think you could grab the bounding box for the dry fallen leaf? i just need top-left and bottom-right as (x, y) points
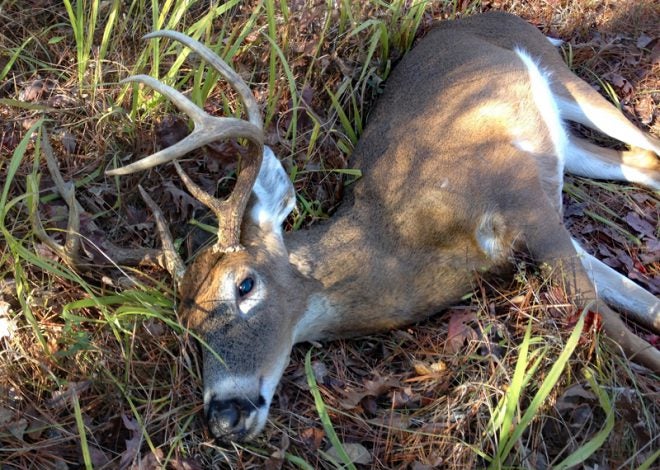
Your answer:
(7, 418), (27, 441)
(61, 131), (77, 154)
(444, 309), (479, 354)
(555, 383), (596, 414)
(300, 427), (324, 450)
(338, 376), (399, 409)
(0, 407), (14, 426)
(325, 442), (372, 465)
(164, 181), (202, 220)
(47, 381), (91, 409)
(19, 79), (50, 102)
(170, 456), (203, 470)
(120, 413), (142, 469)
(156, 114), (189, 149)
(368, 411), (411, 430)
(636, 33), (653, 49)
(130, 448), (164, 470)
(89, 446), (111, 468)
(625, 212), (655, 239)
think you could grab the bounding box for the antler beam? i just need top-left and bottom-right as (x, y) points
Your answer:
(107, 30), (265, 254)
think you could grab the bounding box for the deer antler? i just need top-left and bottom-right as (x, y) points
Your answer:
(106, 30), (265, 256)
(31, 129), (175, 274)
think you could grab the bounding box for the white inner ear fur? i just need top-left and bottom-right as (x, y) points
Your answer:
(249, 146), (296, 238)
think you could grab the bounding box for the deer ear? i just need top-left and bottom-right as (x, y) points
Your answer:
(248, 146), (296, 237)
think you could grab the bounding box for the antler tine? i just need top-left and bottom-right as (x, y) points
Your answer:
(107, 30), (266, 253)
(144, 30), (262, 130)
(138, 185), (186, 283)
(106, 75), (262, 176)
(30, 131), (82, 266)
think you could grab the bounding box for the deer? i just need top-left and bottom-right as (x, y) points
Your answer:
(35, 11), (659, 443)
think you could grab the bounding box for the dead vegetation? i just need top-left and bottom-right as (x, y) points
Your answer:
(0, 0), (658, 468)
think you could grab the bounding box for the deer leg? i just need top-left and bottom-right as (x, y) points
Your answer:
(554, 79), (660, 155)
(564, 135), (660, 189)
(571, 239), (659, 330)
(524, 207), (660, 372)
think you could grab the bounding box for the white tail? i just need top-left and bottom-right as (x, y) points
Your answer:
(39, 11), (659, 443)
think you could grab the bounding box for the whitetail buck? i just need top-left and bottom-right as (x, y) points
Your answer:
(37, 12), (659, 442)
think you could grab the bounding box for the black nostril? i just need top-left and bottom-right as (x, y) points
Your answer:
(206, 398), (257, 442)
(210, 401), (240, 429)
(257, 395), (266, 407)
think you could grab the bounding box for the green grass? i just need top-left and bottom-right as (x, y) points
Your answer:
(485, 309), (615, 468)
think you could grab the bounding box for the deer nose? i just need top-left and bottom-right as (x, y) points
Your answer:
(206, 397), (262, 442)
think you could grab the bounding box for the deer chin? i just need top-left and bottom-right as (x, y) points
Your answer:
(203, 352), (292, 442)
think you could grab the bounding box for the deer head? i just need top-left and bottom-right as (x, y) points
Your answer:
(105, 31), (312, 442)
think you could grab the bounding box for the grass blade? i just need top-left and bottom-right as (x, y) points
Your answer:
(305, 348), (357, 470)
(71, 386), (93, 470)
(498, 308), (587, 460)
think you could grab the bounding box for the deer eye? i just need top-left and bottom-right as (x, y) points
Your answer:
(237, 277), (254, 298)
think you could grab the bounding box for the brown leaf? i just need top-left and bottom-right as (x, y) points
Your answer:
(143, 319), (165, 338)
(651, 41), (660, 65)
(338, 376), (399, 409)
(419, 421), (447, 433)
(636, 33), (653, 49)
(412, 359), (447, 377)
(264, 456), (283, 470)
(130, 449), (163, 470)
(48, 93), (77, 108)
(120, 414), (142, 469)
(603, 72), (633, 97)
(325, 442), (372, 465)
(368, 411), (411, 429)
(19, 79), (49, 102)
(47, 381), (91, 409)
(625, 212), (655, 239)
(164, 181), (202, 220)
(0, 407), (14, 425)
(61, 131), (77, 154)
(7, 418), (27, 440)
(205, 140), (244, 168)
(391, 386), (415, 408)
(410, 463), (434, 470)
(300, 427), (324, 450)
(89, 446), (111, 468)
(310, 360), (329, 385)
(170, 457), (203, 470)
(555, 383), (596, 414)
(444, 309), (478, 354)
(157, 115), (189, 149)
(633, 94), (655, 125)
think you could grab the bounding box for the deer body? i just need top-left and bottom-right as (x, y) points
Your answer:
(99, 12), (660, 442)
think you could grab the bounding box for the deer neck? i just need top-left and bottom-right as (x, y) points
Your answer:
(285, 210), (383, 342)
(284, 203), (477, 343)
